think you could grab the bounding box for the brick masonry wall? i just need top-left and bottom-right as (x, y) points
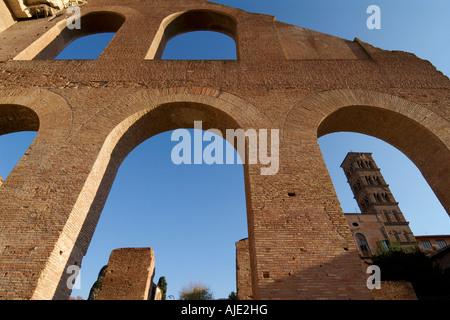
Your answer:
(0, 0), (448, 300)
(372, 281), (417, 300)
(236, 238), (253, 300)
(96, 248), (155, 300)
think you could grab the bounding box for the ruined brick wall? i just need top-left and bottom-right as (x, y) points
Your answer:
(236, 238), (253, 300)
(0, 0), (448, 300)
(96, 248), (155, 300)
(372, 281), (417, 300)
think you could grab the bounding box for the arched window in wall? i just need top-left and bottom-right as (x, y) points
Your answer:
(355, 233), (371, 257)
(374, 193), (382, 203)
(392, 210), (401, 222)
(146, 10), (238, 60)
(15, 11), (125, 60)
(384, 210), (391, 222)
(403, 231), (411, 242)
(0, 105), (39, 182)
(374, 176), (381, 185)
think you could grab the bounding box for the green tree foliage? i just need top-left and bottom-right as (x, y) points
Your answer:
(228, 291), (237, 300)
(179, 281), (214, 300)
(370, 245), (450, 299)
(157, 276), (167, 300)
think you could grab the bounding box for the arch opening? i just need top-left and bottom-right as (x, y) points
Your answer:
(355, 233), (371, 257)
(317, 105), (449, 262)
(0, 104), (39, 182)
(15, 11), (125, 60)
(317, 105), (450, 215)
(57, 101), (252, 300)
(146, 10), (238, 60)
(0, 104), (39, 135)
(319, 131), (450, 236)
(70, 128), (248, 300)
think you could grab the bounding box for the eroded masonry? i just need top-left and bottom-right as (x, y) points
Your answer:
(0, 0), (449, 300)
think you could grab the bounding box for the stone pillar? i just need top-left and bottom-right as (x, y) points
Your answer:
(96, 248), (156, 300)
(236, 238), (253, 300)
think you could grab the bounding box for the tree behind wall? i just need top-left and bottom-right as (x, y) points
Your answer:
(370, 247), (450, 299)
(179, 281), (214, 300)
(157, 276), (167, 300)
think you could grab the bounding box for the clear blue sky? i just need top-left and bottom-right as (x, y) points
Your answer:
(0, 0), (448, 300)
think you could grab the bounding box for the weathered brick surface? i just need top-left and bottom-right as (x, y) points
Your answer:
(236, 238), (253, 300)
(96, 248), (155, 300)
(372, 281), (418, 300)
(0, 0), (448, 300)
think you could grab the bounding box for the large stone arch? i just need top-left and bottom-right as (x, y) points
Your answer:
(283, 89), (450, 215)
(30, 88), (272, 300)
(0, 89), (73, 299)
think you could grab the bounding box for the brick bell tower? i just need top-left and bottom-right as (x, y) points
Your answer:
(341, 152), (417, 254)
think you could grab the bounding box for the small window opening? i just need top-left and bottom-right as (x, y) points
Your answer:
(421, 241), (432, 250)
(436, 240), (447, 248)
(355, 233), (371, 256)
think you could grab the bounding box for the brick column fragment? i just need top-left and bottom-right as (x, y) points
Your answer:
(97, 248), (156, 300)
(236, 238), (253, 300)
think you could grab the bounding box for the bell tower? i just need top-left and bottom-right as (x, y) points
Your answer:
(341, 152), (417, 252)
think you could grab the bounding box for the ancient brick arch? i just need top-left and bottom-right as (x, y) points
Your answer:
(1, 87), (269, 300)
(45, 89), (271, 300)
(283, 89), (450, 213)
(0, 89), (73, 183)
(0, 89), (72, 137)
(14, 9), (129, 60)
(0, 0), (448, 300)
